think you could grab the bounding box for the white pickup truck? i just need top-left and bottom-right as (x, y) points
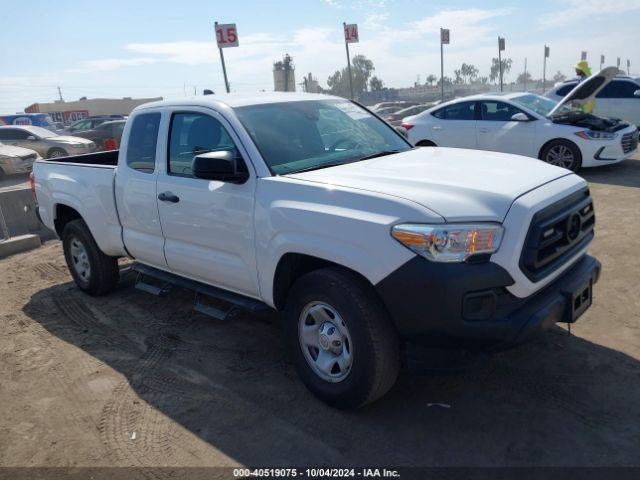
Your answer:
(33, 93), (601, 408)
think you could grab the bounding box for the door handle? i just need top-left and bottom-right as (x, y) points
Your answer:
(158, 191), (180, 203)
(432, 125), (443, 131)
(478, 128), (490, 133)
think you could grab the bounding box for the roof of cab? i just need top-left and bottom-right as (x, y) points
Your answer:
(135, 92), (340, 111)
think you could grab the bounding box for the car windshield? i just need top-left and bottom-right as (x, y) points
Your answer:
(512, 93), (576, 117)
(234, 99), (411, 175)
(26, 126), (57, 138)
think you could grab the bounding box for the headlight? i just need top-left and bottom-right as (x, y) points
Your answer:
(0, 155), (17, 165)
(391, 223), (504, 262)
(575, 130), (617, 140)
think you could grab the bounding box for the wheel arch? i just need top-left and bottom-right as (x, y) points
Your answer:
(54, 203), (83, 237)
(416, 139), (437, 147)
(272, 253), (375, 311)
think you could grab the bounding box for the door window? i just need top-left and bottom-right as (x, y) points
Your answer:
(597, 80), (640, 98)
(479, 101), (525, 121)
(0, 128), (30, 140)
(70, 120), (92, 131)
(126, 113), (161, 173)
(168, 113), (238, 177)
(431, 102), (476, 120)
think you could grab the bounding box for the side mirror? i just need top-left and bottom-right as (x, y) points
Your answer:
(27, 135), (37, 140)
(634, 89), (640, 98)
(510, 112), (530, 122)
(395, 126), (409, 139)
(192, 150), (248, 184)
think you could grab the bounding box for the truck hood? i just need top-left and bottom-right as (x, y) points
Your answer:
(548, 66), (618, 118)
(286, 148), (572, 222)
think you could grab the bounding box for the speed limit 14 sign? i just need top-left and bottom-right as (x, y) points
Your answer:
(344, 24), (359, 43)
(216, 23), (239, 48)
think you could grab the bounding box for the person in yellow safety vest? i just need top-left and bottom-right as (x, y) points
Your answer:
(574, 60), (595, 114)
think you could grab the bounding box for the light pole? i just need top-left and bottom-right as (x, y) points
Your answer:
(498, 37), (505, 92)
(440, 28), (449, 102)
(543, 45), (549, 93)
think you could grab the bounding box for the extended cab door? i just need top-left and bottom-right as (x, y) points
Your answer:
(155, 107), (260, 298)
(476, 100), (536, 156)
(114, 111), (168, 267)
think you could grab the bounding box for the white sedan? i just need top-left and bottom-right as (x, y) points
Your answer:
(402, 67), (638, 171)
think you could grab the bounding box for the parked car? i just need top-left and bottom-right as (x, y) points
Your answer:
(546, 74), (640, 126)
(72, 120), (126, 151)
(371, 101), (415, 112)
(403, 67), (638, 171)
(63, 115), (126, 135)
(0, 125), (96, 159)
(0, 142), (40, 179)
(33, 93), (600, 408)
(384, 103), (438, 126)
(0, 113), (55, 129)
(373, 106), (405, 117)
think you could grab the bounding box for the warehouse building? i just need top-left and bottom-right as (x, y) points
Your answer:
(24, 97), (162, 124)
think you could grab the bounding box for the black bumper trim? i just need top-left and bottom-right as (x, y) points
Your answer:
(375, 254), (600, 350)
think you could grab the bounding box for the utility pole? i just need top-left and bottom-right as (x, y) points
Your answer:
(543, 45), (549, 93)
(627, 59), (631, 75)
(440, 28), (449, 102)
(57, 86), (64, 102)
(498, 37), (505, 92)
(600, 54), (605, 72)
(524, 58), (528, 91)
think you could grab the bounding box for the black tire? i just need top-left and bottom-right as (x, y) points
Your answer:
(539, 139), (582, 171)
(416, 140), (437, 147)
(284, 267), (401, 409)
(0, 167), (5, 180)
(47, 147), (68, 159)
(62, 219), (119, 296)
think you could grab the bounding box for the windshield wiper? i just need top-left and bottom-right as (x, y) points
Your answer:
(282, 150), (402, 175)
(358, 150), (401, 161)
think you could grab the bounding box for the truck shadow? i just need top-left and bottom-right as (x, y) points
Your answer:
(22, 276), (640, 467)
(579, 157), (640, 188)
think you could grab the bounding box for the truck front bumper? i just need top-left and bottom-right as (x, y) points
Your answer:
(375, 254), (600, 351)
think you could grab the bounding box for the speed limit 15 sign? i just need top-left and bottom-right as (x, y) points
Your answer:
(344, 24), (359, 43)
(215, 23), (239, 48)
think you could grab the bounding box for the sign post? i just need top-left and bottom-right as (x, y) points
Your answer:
(343, 23), (359, 99)
(600, 54), (605, 72)
(543, 45), (549, 92)
(617, 57), (621, 71)
(627, 59), (631, 75)
(440, 28), (449, 102)
(498, 36), (505, 92)
(581, 51), (587, 61)
(215, 22), (239, 93)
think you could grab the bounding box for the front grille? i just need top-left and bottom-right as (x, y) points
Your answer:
(520, 188), (595, 282)
(621, 129), (639, 154)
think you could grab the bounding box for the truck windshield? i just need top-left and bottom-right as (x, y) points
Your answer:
(234, 99), (411, 175)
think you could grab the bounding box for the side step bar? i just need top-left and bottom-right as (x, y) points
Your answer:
(132, 263), (271, 320)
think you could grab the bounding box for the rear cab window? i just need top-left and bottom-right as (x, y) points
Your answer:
(126, 113), (161, 173)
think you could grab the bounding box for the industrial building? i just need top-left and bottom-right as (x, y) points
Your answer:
(24, 97), (162, 124)
(273, 54), (296, 92)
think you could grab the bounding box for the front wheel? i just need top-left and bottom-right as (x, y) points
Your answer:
(62, 219), (119, 295)
(540, 139), (582, 171)
(284, 267), (401, 409)
(47, 148), (68, 159)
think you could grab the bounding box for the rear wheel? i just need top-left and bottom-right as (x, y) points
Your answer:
(540, 139), (582, 171)
(47, 148), (68, 159)
(62, 219), (119, 295)
(284, 267), (401, 409)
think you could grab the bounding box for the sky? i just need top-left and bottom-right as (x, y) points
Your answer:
(1, 0), (639, 113)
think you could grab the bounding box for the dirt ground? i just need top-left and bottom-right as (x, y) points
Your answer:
(0, 156), (639, 472)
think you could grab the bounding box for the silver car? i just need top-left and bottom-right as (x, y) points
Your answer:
(0, 125), (96, 159)
(0, 142), (40, 179)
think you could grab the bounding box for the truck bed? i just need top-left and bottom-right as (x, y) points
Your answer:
(42, 150), (119, 166)
(34, 151), (127, 257)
